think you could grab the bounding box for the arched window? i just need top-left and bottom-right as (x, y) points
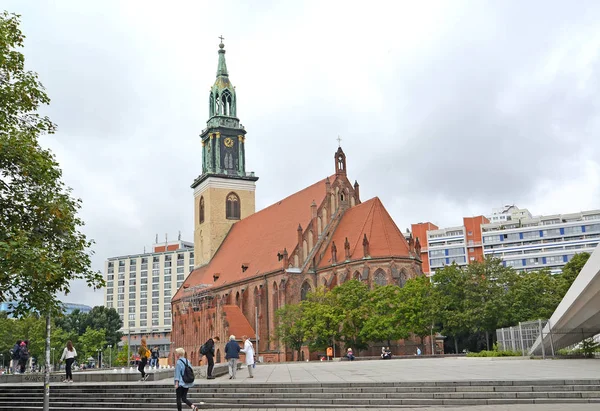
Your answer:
(222, 90), (232, 116)
(399, 269), (408, 288)
(199, 196), (205, 224)
(300, 281), (312, 301)
(209, 92), (214, 117)
(373, 269), (387, 286)
(214, 92), (220, 115)
(226, 192), (240, 220)
(254, 287), (260, 316)
(235, 291), (240, 307)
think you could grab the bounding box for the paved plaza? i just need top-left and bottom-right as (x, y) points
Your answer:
(220, 357), (600, 384)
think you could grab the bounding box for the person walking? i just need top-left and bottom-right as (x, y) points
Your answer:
(18, 341), (30, 374)
(60, 340), (77, 383)
(138, 338), (151, 381)
(201, 336), (219, 379)
(240, 335), (255, 378)
(10, 340), (21, 374)
(174, 347), (202, 411)
(224, 335), (240, 380)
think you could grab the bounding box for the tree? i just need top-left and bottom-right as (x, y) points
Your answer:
(0, 13), (103, 410)
(328, 280), (371, 351)
(301, 287), (343, 352)
(499, 269), (563, 325)
(114, 343), (129, 367)
(398, 276), (436, 351)
(82, 306), (123, 347)
(274, 303), (307, 361)
(360, 285), (408, 347)
(559, 253), (590, 295)
(78, 327), (107, 363)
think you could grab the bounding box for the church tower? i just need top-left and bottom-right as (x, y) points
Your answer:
(192, 39), (259, 267)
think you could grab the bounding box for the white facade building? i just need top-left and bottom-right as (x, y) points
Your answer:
(482, 210), (600, 274)
(487, 205), (532, 224)
(104, 239), (194, 352)
(427, 226), (468, 273)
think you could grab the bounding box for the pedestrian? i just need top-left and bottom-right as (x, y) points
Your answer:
(346, 347), (355, 361)
(138, 338), (151, 381)
(201, 336), (219, 379)
(60, 340), (77, 383)
(174, 347), (202, 411)
(224, 335), (240, 380)
(18, 341), (30, 374)
(10, 340), (21, 374)
(240, 335), (255, 378)
(150, 347), (159, 368)
(416, 347), (422, 356)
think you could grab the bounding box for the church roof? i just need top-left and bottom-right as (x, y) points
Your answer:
(318, 197), (412, 268)
(175, 176), (331, 297)
(222, 305), (256, 339)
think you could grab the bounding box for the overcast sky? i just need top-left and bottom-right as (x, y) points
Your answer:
(5, 0), (600, 307)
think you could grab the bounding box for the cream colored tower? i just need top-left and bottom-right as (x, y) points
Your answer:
(191, 40), (258, 268)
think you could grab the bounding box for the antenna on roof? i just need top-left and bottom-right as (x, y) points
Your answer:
(178, 231), (181, 241)
(143, 246), (146, 254)
(155, 234), (158, 243)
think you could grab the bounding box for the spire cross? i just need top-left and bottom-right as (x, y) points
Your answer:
(337, 135), (342, 147)
(219, 35), (225, 43)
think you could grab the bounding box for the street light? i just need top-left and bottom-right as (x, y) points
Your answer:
(96, 349), (102, 369)
(108, 345), (112, 369)
(0, 353), (4, 371)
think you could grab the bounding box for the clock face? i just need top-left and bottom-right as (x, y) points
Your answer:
(224, 137), (234, 148)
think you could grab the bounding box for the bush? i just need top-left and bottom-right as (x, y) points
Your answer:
(466, 350), (522, 357)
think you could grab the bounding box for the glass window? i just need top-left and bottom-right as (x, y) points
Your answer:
(164, 282), (171, 289)
(107, 281), (114, 288)
(152, 312), (159, 319)
(522, 231), (539, 239)
(152, 276), (160, 283)
(140, 306), (147, 313)
(152, 291), (159, 297)
(152, 320), (159, 326)
(129, 294), (136, 301)
(152, 269), (160, 276)
(177, 267), (185, 274)
(140, 299), (147, 306)
(164, 275), (171, 282)
(140, 313), (147, 320)
(164, 319), (171, 326)
(129, 307), (136, 314)
(128, 321), (135, 328)
(164, 289), (171, 296)
(152, 305), (159, 312)
(164, 268), (171, 275)
(117, 301), (124, 308)
(564, 226), (583, 235)
(152, 298), (159, 305)
(140, 321), (147, 327)
(129, 279), (136, 286)
(177, 274), (185, 281)
(118, 287), (125, 294)
(107, 288), (114, 295)
(164, 312), (171, 318)
(164, 304), (170, 311)
(140, 285), (148, 292)
(152, 283), (159, 290)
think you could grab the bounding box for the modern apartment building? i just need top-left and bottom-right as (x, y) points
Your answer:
(412, 216), (488, 276)
(411, 208), (600, 276)
(481, 210), (600, 274)
(103, 239), (194, 357)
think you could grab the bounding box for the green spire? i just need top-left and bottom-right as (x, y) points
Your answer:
(217, 37), (228, 77)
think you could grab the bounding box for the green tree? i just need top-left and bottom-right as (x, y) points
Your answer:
(0, 12), (103, 409)
(499, 269), (563, 325)
(329, 280), (371, 351)
(82, 306), (123, 347)
(273, 303), (307, 361)
(114, 343), (129, 367)
(302, 287), (342, 352)
(398, 276), (436, 351)
(78, 327), (107, 362)
(559, 253), (590, 295)
(360, 285), (408, 346)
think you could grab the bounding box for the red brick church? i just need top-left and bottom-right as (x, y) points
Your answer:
(171, 41), (430, 363)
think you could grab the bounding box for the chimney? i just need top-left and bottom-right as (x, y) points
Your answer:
(415, 237), (422, 256)
(344, 237), (351, 260)
(362, 234), (370, 258)
(331, 241), (337, 264)
(354, 180), (360, 203)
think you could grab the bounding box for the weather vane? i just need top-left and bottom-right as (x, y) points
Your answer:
(337, 135), (342, 147)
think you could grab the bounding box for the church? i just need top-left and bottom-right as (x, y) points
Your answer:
(171, 41), (429, 363)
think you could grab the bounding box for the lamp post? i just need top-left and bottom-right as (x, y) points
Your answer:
(0, 353), (4, 371)
(51, 347), (55, 372)
(96, 349), (102, 369)
(108, 345), (112, 369)
(127, 327), (131, 367)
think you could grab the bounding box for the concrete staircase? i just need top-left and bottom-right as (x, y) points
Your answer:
(2, 379), (600, 409)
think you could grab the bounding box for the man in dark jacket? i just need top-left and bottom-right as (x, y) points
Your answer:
(202, 336), (220, 379)
(11, 340), (22, 374)
(224, 335), (240, 380)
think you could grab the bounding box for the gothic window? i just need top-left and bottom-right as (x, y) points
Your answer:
(199, 196), (205, 224)
(373, 269), (387, 287)
(221, 90), (232, 116)
(300, 281), (312, 301)
(337, 154), (344, 170)
(226, 192), (240, 220)
(209, 92), (214, 117)
(399, 269), (408, 288)
(214, 92), (220, 115)
(254, 287), (260, 316)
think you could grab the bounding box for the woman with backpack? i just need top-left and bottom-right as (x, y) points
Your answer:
(138, 338), (151, 381)
(60, 340), (77, 383)
(174, 347), (203, 411)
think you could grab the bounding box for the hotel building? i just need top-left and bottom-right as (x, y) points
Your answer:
(104, 239), (194, 356)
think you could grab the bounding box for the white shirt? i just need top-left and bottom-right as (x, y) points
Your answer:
(60, 347), (77, 361)
(241, 339), (255, 365)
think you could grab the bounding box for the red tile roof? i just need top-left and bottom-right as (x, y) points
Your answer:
(318, 197), (411, 268)
(175, 176), (332, 299)
(222, 305), (256, 339)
